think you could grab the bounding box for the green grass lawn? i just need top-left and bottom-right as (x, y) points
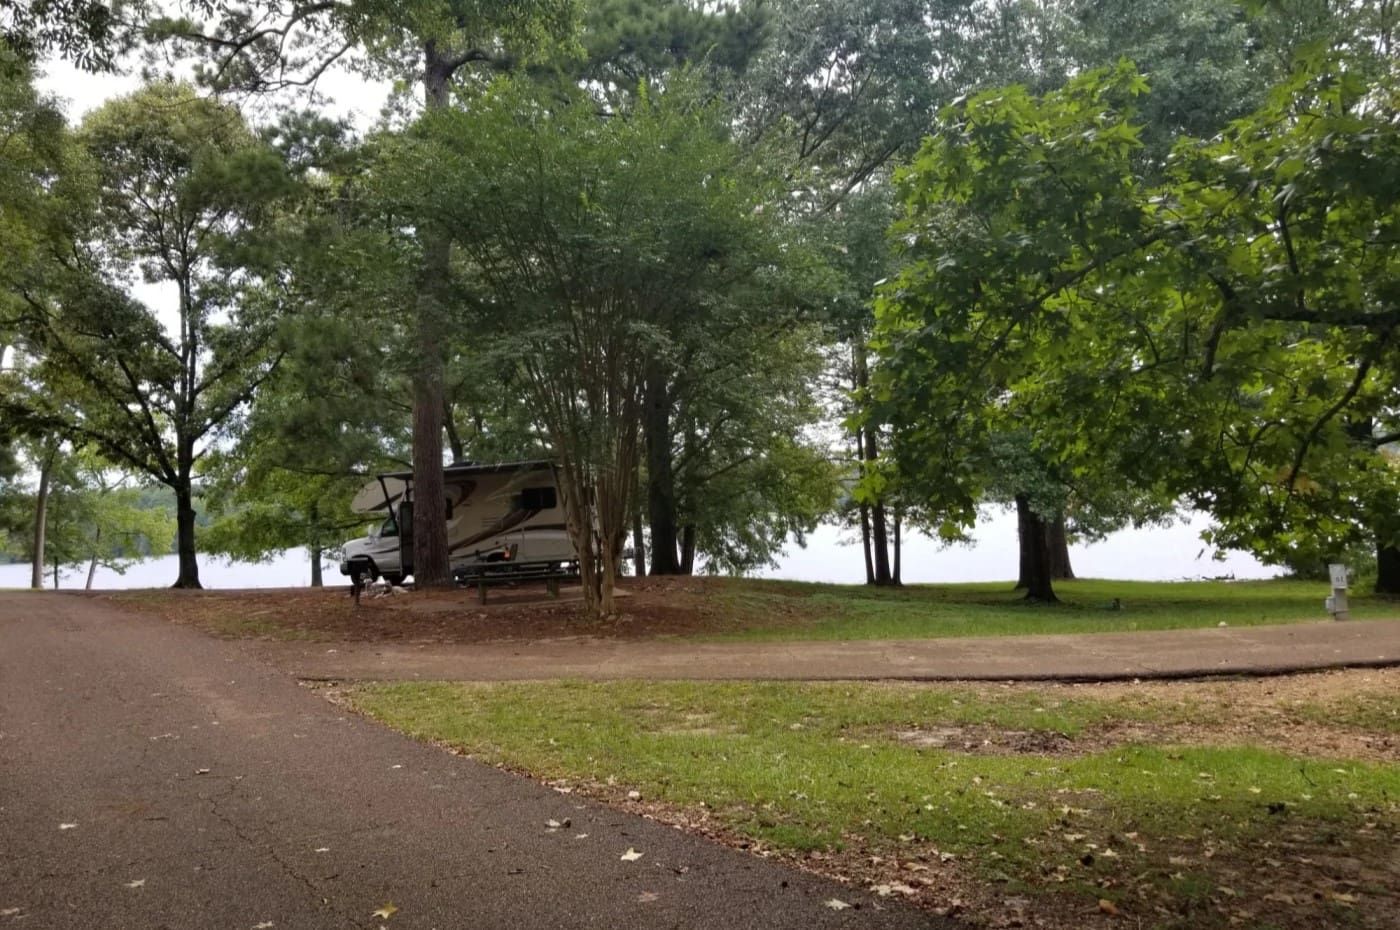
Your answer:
(349, 677), (1400, 929)
(700, 577), (1399, 641)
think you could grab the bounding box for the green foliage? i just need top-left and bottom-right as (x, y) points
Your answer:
(872, 62), (1159, 530)
(0, 0), (130, 72)
(0, 446), (175, 583)
(742, 0), (1005, 202)
(568, 0), (767, 86)
(2, 80), (307, 586)
(152, 0), (577, 94)
(873, 48), (1400, 580)
(375, 74), (820, 609)
(674, 325), (840, 574)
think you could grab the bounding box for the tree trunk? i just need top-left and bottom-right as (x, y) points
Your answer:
(85, 526), (100, 590)
(643, 363), (683, 575)
(52, 560), (58, 589)
(853, 345), (892, 585)
(310, 546), (324, 588)
(1015, 501), (1032, 589)
(860, 502), (874, 584)
(31, 450), (54, 590)
(679, 524), (697, 575)
(1376, 541), (1400, 594)
(1048, 516), (1075, 580)
(892, 507), (902, 585)
(1016, 494), (1057, 603)
(408, 42), (455, 589)
(600, 531), (622, 618)
(866, 431), (893, 585)
(172, 482), (202, 589)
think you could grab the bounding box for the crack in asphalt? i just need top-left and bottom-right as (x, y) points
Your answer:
(204, 779), (371, 930)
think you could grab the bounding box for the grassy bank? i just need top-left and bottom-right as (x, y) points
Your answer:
(701, 577), (1397, 641)
(348, 673), (1400, 929)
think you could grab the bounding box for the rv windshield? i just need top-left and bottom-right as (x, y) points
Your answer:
(378, 516), (398, 539)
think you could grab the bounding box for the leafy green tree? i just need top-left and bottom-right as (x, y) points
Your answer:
(668, 323), (839, 575)
(11, 82), (297, 588)
(153, 0), (577, 589)
(873, 53), (1400, 596)
(201, 467), (365, 586)
(870, 63), (1172, 601)
(382, 77), (811, 616)
(568, 0), (766, 87)
(1, 0), (135, 72)
(1, 447), (175, 588)
(0, 58), (68, 358)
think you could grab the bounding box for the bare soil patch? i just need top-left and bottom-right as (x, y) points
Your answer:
(894, 725), (1078, 755)
(103, 576), (810, 643)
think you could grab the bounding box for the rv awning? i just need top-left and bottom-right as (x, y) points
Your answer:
(350, 475), (406, 514)
(354, 460), (554, 513)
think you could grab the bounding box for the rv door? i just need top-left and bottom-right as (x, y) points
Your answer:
(396, 490), (461, 581)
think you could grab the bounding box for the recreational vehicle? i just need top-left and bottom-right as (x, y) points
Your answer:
(338, 460), (576, 585)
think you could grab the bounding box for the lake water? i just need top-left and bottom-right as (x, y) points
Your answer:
(0, 508), (1274, 590)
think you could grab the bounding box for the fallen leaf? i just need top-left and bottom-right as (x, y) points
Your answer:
(371, 903), (398, 919)
(253, 923), (274, 929)
(545, 819), (562, 829)
(1098, 899), (1121, 917)
(574, 834), (589, 840)
(637, 892), (659, 903)
(620, 848), (643, 862)
(58, 823), (77, 830)
(1, 909), (21, 917)
(314, 847), (329, 853)
(627, 790), (642, 800)
(824, 899), (851, 911)
(124, 879), (145, 889)
(195, 768), (210, 775)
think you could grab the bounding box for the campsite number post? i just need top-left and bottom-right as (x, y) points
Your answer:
(1326, 564), (1350, 621)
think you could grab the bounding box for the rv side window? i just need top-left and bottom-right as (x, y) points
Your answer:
(518, 486), (557, 510)
(379, 516), (398, 538)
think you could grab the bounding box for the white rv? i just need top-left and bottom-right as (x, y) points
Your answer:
(338, 460), (576, 585)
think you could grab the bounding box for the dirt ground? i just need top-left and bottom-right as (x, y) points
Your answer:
(102, 577), (807, 642)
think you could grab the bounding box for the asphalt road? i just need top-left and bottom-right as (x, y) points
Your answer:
(0, 592), (949, 930)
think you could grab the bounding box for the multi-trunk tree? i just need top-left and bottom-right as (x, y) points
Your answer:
(379, 77), (814, 616)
